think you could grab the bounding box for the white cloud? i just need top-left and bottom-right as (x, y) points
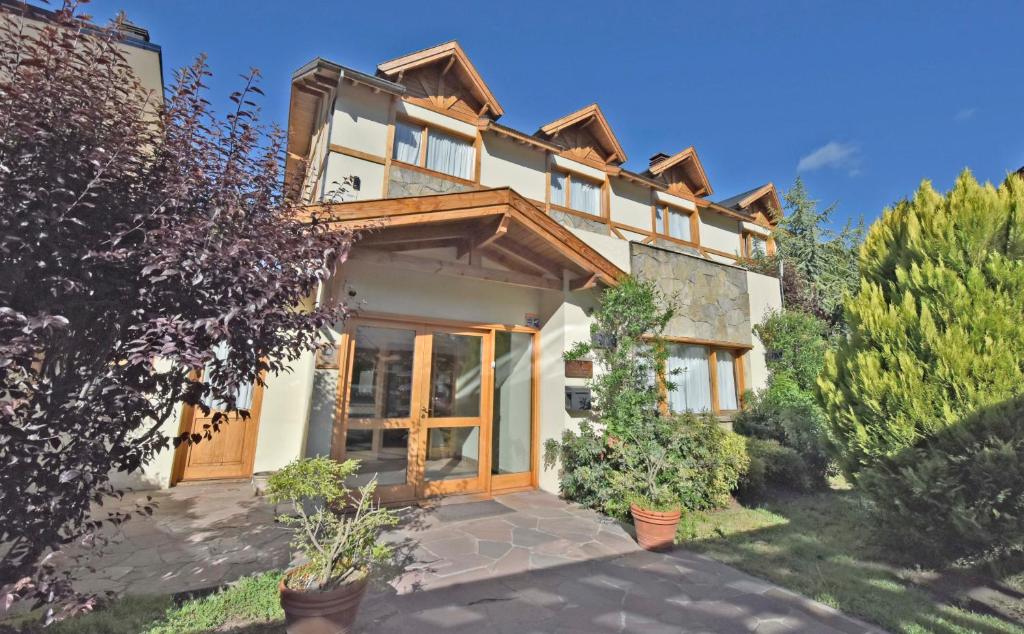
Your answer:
(955, 107), (977, 121)
(797, 141), (859, 174)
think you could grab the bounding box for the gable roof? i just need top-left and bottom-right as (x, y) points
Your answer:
(716, 183), (782, 222)
(645, 147), (713, 197)
(376, 41), (504, 118)
(536, 104), (627, 165)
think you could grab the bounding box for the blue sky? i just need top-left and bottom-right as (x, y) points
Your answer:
(85, 0), (1024, 229)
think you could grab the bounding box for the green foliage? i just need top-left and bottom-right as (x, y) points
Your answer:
(735, 309), (834, 489)
(819, 171), (1024, 475)
(737, 438), (815, 501)
(546, 276), (748, 516)
(547, 413), (748, 517)
(775, 177), (865, 329)
(754, 309), (828, 392)
(859, 397), (1024, 561)
(265, 458), (399, 591)
(565, 276), (675, 438)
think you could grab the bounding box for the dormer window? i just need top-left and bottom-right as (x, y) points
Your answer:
(551, 171), (601, 216)
(392, 119), (475, 181)
(655, 204), (696, 244)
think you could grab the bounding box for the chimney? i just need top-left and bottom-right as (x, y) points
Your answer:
(649, 152), (671, 169)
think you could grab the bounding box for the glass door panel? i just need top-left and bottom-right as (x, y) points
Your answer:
(338, 325), (418, 500)
(421, 330), (488, 496)
(427, 332), (482, 418)
(491, 331), (533, 476)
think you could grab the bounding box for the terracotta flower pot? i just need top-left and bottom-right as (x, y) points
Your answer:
(279, 569), (368, 634)
(630, 503), (681, 551)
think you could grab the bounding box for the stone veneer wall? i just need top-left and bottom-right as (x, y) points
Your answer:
(387, 165), (475, 198)
(630, 242), (752, 345)
(549, 209), (609, 235)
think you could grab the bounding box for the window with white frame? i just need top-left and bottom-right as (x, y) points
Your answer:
(550, 170), (601, 216)
(392, 120), (475, 181)
(665, 343), (741, 414)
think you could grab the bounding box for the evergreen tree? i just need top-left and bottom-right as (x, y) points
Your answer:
(818, 171), (1024, 475)
(774, 177), (864, 329)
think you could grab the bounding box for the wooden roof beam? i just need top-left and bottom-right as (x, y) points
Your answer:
(349, 249), (562, 291)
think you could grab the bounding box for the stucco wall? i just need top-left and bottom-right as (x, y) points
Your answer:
(322, 152), (386, 202)
(630, 243), (752, 346)
(699, 210), (743, 256)
(329, 82), (391, 156)
(609, 179), (652, 230)
(745, 270), (782, 392)
(480, 134), (547, 201)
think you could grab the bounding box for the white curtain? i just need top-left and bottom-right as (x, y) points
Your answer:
(668, 208), (691, 241)
(392, 120), (421, 164)
(204, 343), (254, 411)
(551, 172), (566, 206)
(426, 129), (474, 179)
(570, 178), (600, 215)
(667, 344), (711, 413)
(716, 350), (738, 411)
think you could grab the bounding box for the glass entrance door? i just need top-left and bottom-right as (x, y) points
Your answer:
(420, 329), (490, 496)
(337, 321), (492, 501)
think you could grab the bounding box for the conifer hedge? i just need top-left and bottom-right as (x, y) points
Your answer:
(819, 171), (1024, 474)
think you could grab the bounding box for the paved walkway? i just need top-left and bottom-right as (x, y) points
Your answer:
(66, 484), (881, 633)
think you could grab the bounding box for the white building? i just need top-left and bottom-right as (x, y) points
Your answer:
(151, 42), (783, 501)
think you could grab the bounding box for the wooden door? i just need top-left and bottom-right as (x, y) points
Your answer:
(179, 381), (264, 482)
(334, 319), (492, 501)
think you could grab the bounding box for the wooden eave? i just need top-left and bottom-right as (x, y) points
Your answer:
(647, 147), (713, 197)
(483, 121), (562, 151)
(377, 41), (504, 118)
(305, 188), (625, 289)
(737, 183), (782, 222)
(538, 104), (627, 165)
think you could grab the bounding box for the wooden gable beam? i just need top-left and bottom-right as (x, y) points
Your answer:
(569, 273), (600, 292)
(483, 240), (564, 279)
(349, 249), (561, 291)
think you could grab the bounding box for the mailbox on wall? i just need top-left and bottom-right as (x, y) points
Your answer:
(565, 387), (592, 411)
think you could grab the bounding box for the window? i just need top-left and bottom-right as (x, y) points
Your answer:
(743, 232), (770, 258)
(550, 170), (602, 216)
(656, 205), (694, 243)
(665, 343), (742, 414)
(391, 119), (475, 181)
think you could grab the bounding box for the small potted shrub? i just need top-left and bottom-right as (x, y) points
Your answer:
(613, 416), (685, 550)
(266, 457), (399, 634)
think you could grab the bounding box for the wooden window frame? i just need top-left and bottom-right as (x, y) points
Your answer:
(659, 340), (746, 416)
(549, 169), (604, 218)
(741, 231), (772, 258)
(654, 203), (701, 247)
(390, 117), (478, 183)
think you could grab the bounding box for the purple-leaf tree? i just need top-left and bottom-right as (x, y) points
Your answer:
(0, 1), (351, 614)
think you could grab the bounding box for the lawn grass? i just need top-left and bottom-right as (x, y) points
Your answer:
(684, 483), (1024, 634)
(6, 572), (284, 634)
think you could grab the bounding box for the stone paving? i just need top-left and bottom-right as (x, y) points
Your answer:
(65, 484), (883, 632)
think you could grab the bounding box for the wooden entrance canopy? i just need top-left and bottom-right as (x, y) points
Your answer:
(306, 188), (626, 292)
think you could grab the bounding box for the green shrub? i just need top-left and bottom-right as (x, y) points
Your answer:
(859, 397), (1024, 561)
(734, 377), (832, 488)
(547, 413), (748, 518)
(818, 171), (1024, 475)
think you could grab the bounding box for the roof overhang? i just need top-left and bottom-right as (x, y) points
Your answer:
(737, 183), (782, 222)
(304, 188), (625, 291)
(538, 104), (627, 165)
(647, 147), (713, 197)
(377, 41), (503, 119)
(285, 58), (405, 200)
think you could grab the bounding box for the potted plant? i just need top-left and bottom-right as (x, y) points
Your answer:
(612, 416), (686, 551)
(266, 457), (399, 634)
